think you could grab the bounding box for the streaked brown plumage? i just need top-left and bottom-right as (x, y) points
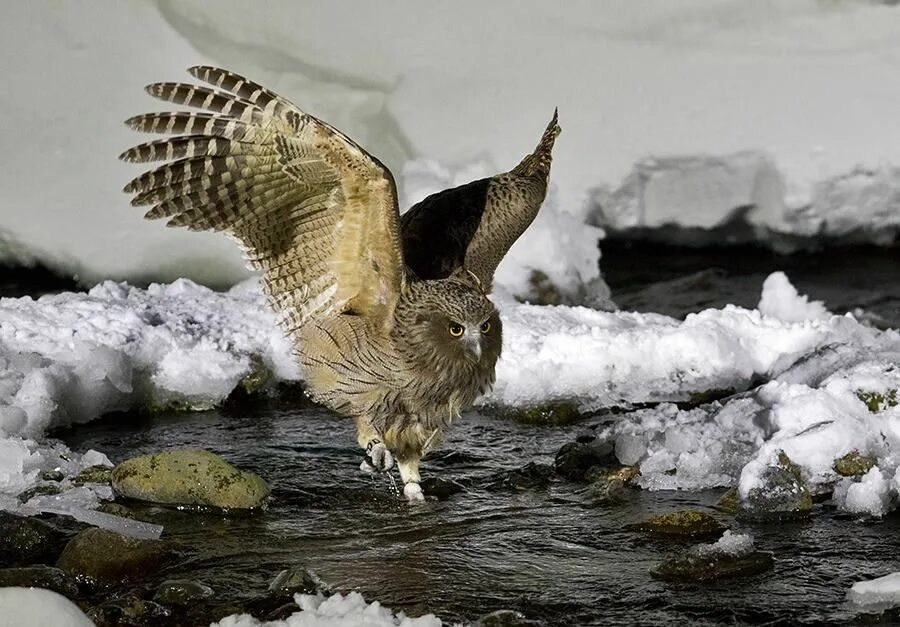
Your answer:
(121, 66), (559, 500)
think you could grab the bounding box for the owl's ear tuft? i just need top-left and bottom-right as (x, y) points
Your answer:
(450, 267), (484, 293)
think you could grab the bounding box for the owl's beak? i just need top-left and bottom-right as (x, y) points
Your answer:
(462, 328), (482, 362)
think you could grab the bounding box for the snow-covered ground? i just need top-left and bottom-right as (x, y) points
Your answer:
(3, 1), (900, 288)
(2, 272), (899, 520)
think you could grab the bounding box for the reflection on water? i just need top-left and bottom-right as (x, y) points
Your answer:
(59, 407), (900, 626)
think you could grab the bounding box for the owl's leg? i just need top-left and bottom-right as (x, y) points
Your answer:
(356, 416), (394, 473)
(398, 456), (424, 502)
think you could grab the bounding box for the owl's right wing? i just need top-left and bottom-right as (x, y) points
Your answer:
(120, 66), (406, 334)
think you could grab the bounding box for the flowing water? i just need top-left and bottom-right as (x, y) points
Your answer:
(60, 406), (900, 626)
(17, 243), (900, 625)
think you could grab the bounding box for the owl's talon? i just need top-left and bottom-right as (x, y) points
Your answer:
(404, 482), (425, 502)
(364, 440), (394, 472)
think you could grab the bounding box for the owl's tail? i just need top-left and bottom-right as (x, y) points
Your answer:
(511, 108), (560, 179)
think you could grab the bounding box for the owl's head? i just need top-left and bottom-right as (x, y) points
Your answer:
(396, 271), (502, 367)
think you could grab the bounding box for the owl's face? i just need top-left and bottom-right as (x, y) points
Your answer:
(398, 277), (503, 367)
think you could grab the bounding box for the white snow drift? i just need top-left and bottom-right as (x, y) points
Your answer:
(1, 271), (899, 520)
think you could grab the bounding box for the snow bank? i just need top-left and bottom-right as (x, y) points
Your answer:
(215, 592), (442, 627)
(0, 587), (94, 627)
(5, 2), (900, 286)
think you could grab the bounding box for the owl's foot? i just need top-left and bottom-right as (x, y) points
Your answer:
(403, 482), (425, 502)
(360, 439), (394, 473)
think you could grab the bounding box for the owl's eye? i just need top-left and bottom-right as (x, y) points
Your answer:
(480, 321), (491, 334)
(449, 322), (465, 337)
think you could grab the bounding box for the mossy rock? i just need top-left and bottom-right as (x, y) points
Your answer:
(73, 464), (113, 486)
(17, 482), (63, 503)
(111, 448), (270, 510)
(626, 510), (725, 538)
(237, 354), (273, 395)
(41, 469), (65, 482)
(738, 451), (812, 522)
(856, 389), (898, 413)
(588, 465), (641, 500)
(57, 527), (175, 586)
(651, 548), (774, 583)
(715, 487), (740, 514)
(834, 451), (878, 477)
(0, 566), (79, 597)
(491, 401), (584, 426)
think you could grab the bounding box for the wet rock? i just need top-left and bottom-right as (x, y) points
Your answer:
(420, 476), (465, 500)
(834, 451), (878, 477)
(41, 469), (65, 482)
(477, 609), (542, 626)
(554, 438), (616, 481)
(17, 482), (63, 503)
(238, 354), (273, 394)
(738, 452), (812, 522)
(111, 448), (270, 510)
(153, 579), (215, 606)
(88, 593), (171, 627)
(492, 400), (583, 425)
(74, 464), (113, 486)
(626, 510), (725, 538)
(651, 531), (774, 583)
(268, 565), (322, 597)
(0, 511), (71, 566)
(0, 566), (79, 597)
(57, 527), (175, 585)
(715, 487), (739, 514)
(97, 502), (138, 519)
(490, 462), (554, 491)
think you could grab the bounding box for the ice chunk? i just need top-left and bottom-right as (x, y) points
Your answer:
(695, 531), (755, 558)
(833, 468), (891, 517)
(848, 572), (900, 610)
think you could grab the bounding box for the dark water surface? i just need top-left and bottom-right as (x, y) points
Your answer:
(60, 407), (900, 626)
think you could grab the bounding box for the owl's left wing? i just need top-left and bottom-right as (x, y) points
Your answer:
(400, 111), (560, 290)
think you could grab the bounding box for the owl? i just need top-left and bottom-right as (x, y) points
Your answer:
(121, 67), (559, 500)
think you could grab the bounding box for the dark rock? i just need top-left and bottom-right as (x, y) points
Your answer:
(268, 565), (322, 598)
(153, 579), (215, 606)
(0, 566), (79, 597)
(0, 511), (71, 566)
(111, 448), (270, 510)
(420, 476), (465, 500)
(477, 609), (542, 626)
(834, 451), (877, 477)
(490, 462), (553, 491)
(627, 510), (725, 538)
(554, 439), (616, 481)
(737, 452), (812, 522)
(57, 527), (175, 585)
(73, 465), (113, 486)
(651, 533), (774, 583)
(88, 593), (172, 627)
(97, 502), (138, 519)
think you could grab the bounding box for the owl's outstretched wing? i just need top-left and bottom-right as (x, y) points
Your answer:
(400, 111), (560, 290)
(121, 66), (406, 334)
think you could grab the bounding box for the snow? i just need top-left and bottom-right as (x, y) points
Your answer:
(833, 468), (891, 518)
(848, 572), (900, 610)
(757, 272), (830, 324)
(4, 2), (900, 286)
(0, 587), (94, 627)
(694, 531), (755, 558)
(214, 592), (443, 627)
